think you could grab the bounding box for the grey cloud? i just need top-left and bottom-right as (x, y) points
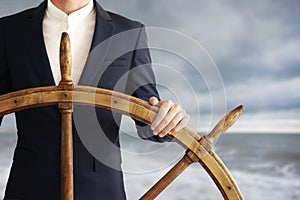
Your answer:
(0, 0), (42, 17)
(226, 77), (300, 112)
(1, 0), (299, 132)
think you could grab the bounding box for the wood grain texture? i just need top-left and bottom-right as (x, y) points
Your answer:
(0, 31), (244, 200)
(59, 108), (73, 200)
(0, 87), (244, 200)
(59, 32), (72, 85)
(206, 105), (245, 145)
(140, 153), (194, 200)
(58, 32), (74, 200)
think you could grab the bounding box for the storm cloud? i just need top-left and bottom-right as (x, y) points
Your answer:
(1, 0), (299, 133)
(100, 0), (300, 133)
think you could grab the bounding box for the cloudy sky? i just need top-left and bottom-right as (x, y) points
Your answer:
(0, 0), (299, 133)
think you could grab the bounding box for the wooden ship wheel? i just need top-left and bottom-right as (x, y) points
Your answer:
(0, 33), (244, 200)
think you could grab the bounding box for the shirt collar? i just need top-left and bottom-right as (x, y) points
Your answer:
(46, 0), (94, 22)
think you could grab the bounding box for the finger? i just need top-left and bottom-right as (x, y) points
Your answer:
(151, 100), (174, 133)
(157, 110), (183, 137)
(154, 104), (181, 135)
(149, 96), (160, 106)
(169, 114), (190, 134)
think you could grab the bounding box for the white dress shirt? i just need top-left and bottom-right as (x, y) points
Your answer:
(43, 0), (96, 85)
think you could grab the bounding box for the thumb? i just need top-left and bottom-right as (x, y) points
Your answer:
(149, 96), (160, 106)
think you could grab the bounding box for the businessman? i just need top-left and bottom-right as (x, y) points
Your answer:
(0, 0), (189, 199)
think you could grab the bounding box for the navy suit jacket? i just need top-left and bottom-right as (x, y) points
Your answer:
(0, 1), (169, 199)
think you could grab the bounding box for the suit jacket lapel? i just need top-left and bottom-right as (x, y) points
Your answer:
(25, 1), (55, 86)
(78, 1), (115, 86)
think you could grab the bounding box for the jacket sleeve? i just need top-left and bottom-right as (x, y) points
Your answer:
(125, 24), (172, 142)
(0, 19), (13, 126)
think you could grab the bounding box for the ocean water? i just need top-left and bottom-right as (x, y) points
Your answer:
(214, 134), (300, 200)
(120, 133), (300, 200)
(0, 132), (300, 200)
